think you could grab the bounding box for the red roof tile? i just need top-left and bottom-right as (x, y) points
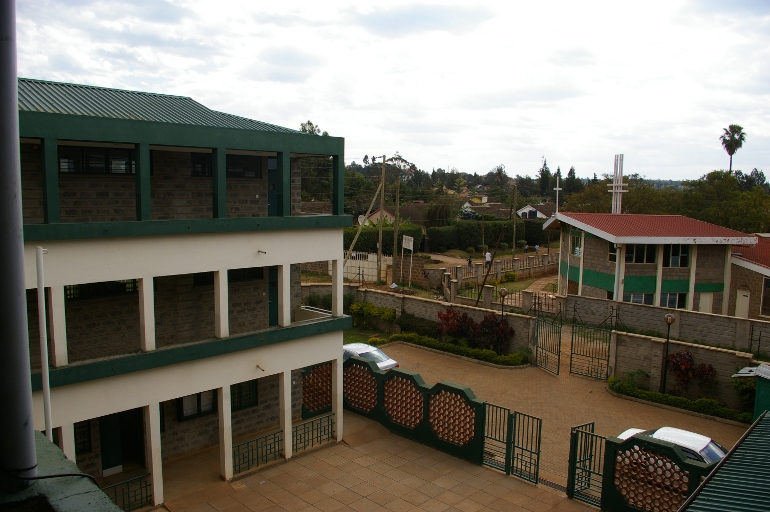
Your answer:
(554, 213), (754, 242)
(733, 236), (770, 269)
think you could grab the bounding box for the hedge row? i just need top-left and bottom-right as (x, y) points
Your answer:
(389, 333), (528, 366)
(608, 377), (751, 424)
(426, 219), (550, 253)
(343, 225), (424, 254)
(349, 302), (396, 324)
(395, 313), (440, 338)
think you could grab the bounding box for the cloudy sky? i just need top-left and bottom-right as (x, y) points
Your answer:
(16, 0), (770, 181)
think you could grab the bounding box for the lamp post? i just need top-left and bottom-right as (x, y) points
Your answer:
(499, 287), (508, 319)
(660, 313), (676, 393)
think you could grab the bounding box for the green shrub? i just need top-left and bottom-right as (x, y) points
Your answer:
(733, 377), (756, 412)
(499, 243), (508, 250)
(395, 313), (440, 337)
(306, 293), (355, 313)
(389, 332), (528, 366)
(516, 239), (526, 248)
(477, 245), (488, 253)
(608, 377), (751, 424)
(466, 246), (475, 254)
(503, 272), (518, 282)
(368, 336), (387, 346)
(425, 226), (458, 253)
(349, 302), (396, 326)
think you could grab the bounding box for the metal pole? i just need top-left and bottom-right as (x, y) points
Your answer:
(377, 156), (385, 284)
(36, 247), (52, 442)
(392, 167), (400, 285)
(0, 0), (38, 491)
(661, 322), (671, 394)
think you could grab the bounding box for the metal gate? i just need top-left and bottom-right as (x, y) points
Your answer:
(535, 308), (562, 375)
(570, 306), (612, 380)
(483, 403), (510, 472)
(508, 411), (542, 484)
(566, 422), (606, 507)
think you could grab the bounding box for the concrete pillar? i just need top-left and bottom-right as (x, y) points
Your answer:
(654, 245), (664, 308)
(522, 290), (534, 313)
(332, 358), (343, 442)
(332, 259), (343, 317)
(218, 386), (233, 481)
(144, 404), (164, 504)
(138, 277), (155, 352)
(475, 262), (484, 282)
(617, 245), (626, 301)
(494, 260), (502, 281)
(722, 245), (732, 316)
(527, 256), (535, 276)
(607, 332), (618, 379)
(514, 258), (521, 272)
(455, 265), (463, 280)
(279, 371), (293, 460)
(450, 279), (458, 303)
(60, 422), (75, 462)
(278, 264), (291, 327)
(687, 245), (698, 311)
(214, 270), (229, 338)
(483, 285), (493, 310)
(47, 286), (68, 366)
(577, 231), (585, 295)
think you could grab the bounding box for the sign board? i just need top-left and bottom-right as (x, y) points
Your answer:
(403, 235), (414, 251)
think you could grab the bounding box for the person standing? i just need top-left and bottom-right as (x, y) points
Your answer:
(467, 256), (472, 271)
(485, 250), (492, 270)
(535, 244), (540, 253)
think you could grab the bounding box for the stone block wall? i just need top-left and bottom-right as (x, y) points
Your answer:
(226, 156), (268, 218)
(583, 236), (615, 275)
(26, 289), (53, 372)
(301, 261), (331, 274)
(728, 263), (765, 320)
(151, 150), (212, 220)
(392, 255), (428, 288)
(155, 275), (216, 348)
(160, 371), (302, 461)
(21, 142), (44, 224)
(614, 332), (753, 410)
(59, 173), (137, 223)
(228, 275), (269, 336)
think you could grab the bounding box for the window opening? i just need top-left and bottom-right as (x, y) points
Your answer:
(660, 292), (687, 309)
(64, 280), (138, 301)
(231, 380), (258, 411)
(74, 420), (92, 455)
(663, 244), (689, 268)
(58, 146), (135, 174)
(623, 293), (653, 305)
(177, 391), (217, 421)
(625, 244), (656, 264)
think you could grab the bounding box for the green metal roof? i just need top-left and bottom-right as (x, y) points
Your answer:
(18, 78), (301, 134)
(681, 412), (770, 512)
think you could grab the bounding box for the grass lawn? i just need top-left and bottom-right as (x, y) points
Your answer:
(343, 327), (389, 345)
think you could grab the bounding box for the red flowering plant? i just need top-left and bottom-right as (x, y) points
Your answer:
(666, 351), (695, 395)
(437, 308), (479, 345)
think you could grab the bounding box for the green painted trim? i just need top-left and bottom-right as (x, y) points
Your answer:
(560, 259), (568, 277)
(570, 229), (582, 238)
(584, 232), (595, 239)
(23, 214), (354, 241)
(42, 138), (59, 223)
(279, 150), (290, 217)
(695, 282), (724, 293)
(31, 316), (351, 392)
(661, 279), (689, 293)
(332, 154), (344, 216)
(582, 268), (615, 291)
(624, 275), (657, 293)
(20, 111), (344, 156)
(568, 263), (580, 282)
(212, 147), (226, 218)
(135, 142), (151, 220)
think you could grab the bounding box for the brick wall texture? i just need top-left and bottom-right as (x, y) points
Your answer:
(20, 142), (44, 224)
(728, 263), (765, 320)
(392, 255), (428, 288)
(155, 275), (216, 348)
(226, 156), (269, 218)
(151, 151), (212, 220)
(60, 173), (137, 223)
(26, 289), (53, 372)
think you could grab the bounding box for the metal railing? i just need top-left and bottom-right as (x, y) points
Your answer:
(483, 403), (511, 472)
(293, 412), (335, 454)
(509, 411), (542, 484)
(567, 422), (606, 507)
(101, 473), (152, 512)
(232, 429), (283, 474)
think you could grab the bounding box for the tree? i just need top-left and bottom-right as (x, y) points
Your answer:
(538, 159), (552, 197)
(300, 120), (329, 136)
(719, 124), (746, 172)
(564, 166), (584, 195)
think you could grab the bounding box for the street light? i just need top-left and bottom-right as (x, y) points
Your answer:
(660, 313), (676, 393)
(499, 287), (508, 319)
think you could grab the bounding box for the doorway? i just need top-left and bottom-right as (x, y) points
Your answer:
(698, 292), (713, 314)
(99, 408), (146, 477)
(735, 289), (750, 318)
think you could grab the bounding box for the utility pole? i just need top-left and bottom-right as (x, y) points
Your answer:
(512, 182), (518, 256)
(0, 0), (37, 491)
(377, 155), (386, 284)
(392, 166), (400, 285)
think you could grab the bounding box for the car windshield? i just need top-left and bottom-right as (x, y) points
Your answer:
(699, 442), (726, 464)
(357, 349), (390, 364)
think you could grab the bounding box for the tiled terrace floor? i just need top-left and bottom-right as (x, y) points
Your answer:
(162, 413), (590, 512)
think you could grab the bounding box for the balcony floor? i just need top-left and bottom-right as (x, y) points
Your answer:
(160, 411), (585, 512)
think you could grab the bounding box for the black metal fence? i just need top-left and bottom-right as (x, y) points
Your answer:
(232, 429), (283, 474)
(101, 473), (152, 512)
(567, 422), (605, 507)
(509, 411), (542, 484)
(535, 309), (562, 375)
(483, 403), (510, 472)
(292, 412), (335, 454)
(570, 306), (613, 380)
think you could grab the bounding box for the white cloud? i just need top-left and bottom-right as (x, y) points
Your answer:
(15, 0), (770, 180)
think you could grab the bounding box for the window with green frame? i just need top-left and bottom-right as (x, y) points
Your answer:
(59, 145), (135, 174)
(177, 390), (217, 421)
(231, 380), (258, 411)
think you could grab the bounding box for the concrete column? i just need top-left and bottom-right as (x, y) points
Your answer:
(556, 230), (563, 295)
(577, 231), (585, 295)
(617, 245), (626, 300)
(475, 262), (484, 282)
(494, 260), (502, 281)
(332, 259), (343, 317)
(450, 279), (458, 303)
(522, 290), (534, 313)
(47, 286), (68, 366)
(528, 256), (535, 276)
(687, 245), (698, 311)
(144, 404), (164, 505)
(331, 358), (343, 442)
(722, 245), (732, 316)
(218, 386), (233, 481)
(483, 285), (493, 310)
(654, 245), (664, 308)
(514, 258), (521, 272)
(138, 277), (155, 352)
(455, 265), (463, 280)
(279, 371), (293, 460)
(60, 423), (75, 463)
(278, 264), (291, 327)
(214, 270), (229, 338)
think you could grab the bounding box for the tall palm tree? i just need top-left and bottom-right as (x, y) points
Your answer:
(720, 124), (746, 172)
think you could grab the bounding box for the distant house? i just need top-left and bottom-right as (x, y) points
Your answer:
(544, 212), (757, 314)
(366, 201), (429, 232)
(461, 202), (513, 220)
(729, 234), (770, 319)
(517, 202), (556, 219)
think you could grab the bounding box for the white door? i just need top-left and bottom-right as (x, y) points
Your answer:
(698, 292), (713, 314)
(735, 289), (750, 318)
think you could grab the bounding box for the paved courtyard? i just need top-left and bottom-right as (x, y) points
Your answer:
(163, 413), (591, 512)
(382, 329), (747, 484)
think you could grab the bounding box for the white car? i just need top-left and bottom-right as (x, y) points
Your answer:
(617, 427), (727, 464)
(343, 343), (398, 371)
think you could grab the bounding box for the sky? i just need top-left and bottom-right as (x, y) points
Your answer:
(16, 0), (770, 181)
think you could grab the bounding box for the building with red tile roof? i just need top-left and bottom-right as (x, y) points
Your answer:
(729, 235), (770, 319)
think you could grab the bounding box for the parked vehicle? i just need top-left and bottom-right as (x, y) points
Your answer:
(343, 343), (398, 371)
(617, 427), (727, 464)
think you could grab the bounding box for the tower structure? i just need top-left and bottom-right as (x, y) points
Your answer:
(608, 154), (628, 214)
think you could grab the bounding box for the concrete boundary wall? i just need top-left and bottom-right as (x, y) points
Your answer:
(566, 293), (770, 352)
(612, 331), (753, 410)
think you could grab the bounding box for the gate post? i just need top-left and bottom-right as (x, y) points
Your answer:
(522, 290), (534, 313)
(505, 413), (514, 475)
(566, 429), (578, 499)
(483, 285), (493, 310)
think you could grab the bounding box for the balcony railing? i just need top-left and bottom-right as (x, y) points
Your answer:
(233, 429), (283, 474)
(293, 412), (335, 454)
(101, 473), (152, 512)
